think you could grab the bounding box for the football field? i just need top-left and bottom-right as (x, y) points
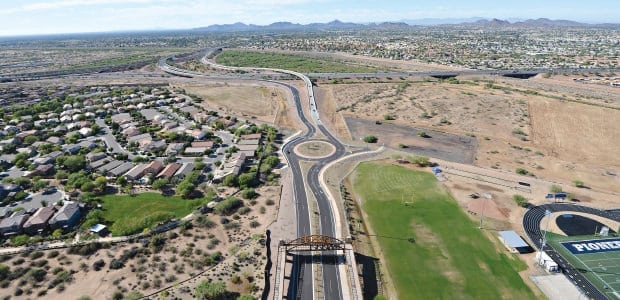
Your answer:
(549, 234), (620, 299)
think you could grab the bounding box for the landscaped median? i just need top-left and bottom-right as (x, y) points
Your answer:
(350, 162), (535, 299)
(97, 192), (209, 236)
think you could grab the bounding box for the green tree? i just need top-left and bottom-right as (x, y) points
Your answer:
(52, 229), (63, 238)
(66, 133), (80, 144)
(116, 176), (128, 186)
(241, 188), (258, 199)
(94, 176), (107, 192)
(13, 177), (32, 189)
(238, 173), (255, 189)
(32, 178), (49, 191)
(152, 178), (169, 191)
(80, 181), (95, 192)
(55, 170), (69, 181)
(176, 181), (195, 198)
(408, 155), (430, 167)
(63, 155), (86, 172)
(1, 143), (16, 154)
(222, 174), (238, 187)
(23, 135), (39, 145)
(195, 280), (227, 300)
(262, 156), (279, 170)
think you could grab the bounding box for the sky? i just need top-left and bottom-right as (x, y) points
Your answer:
(0, 0), (619, 36)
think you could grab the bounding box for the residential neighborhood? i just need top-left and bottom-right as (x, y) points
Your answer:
(0, 84), (280, 244)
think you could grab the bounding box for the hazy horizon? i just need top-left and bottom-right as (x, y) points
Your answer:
(0, 0), (619, 37)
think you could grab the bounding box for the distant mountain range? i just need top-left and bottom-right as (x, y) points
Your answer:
(193, 18), (618, 32)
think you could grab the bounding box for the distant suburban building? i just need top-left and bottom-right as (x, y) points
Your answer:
(0, 183), (21, 199)
(165, 143), (185, 156)
(23, 206), (57, 234)
(191, 141), (214, 149)
(49, 202), (82, 231)
(144, 160), (164, 175)
(184, 147), (208, 156)
(86, 152), (107, 162)
(108, 162), (134, 177)
(0, 211), (29, 236)
(157, 163), (181, 179)
(174, 163), (194, 179)
(125, 163), (147, 181)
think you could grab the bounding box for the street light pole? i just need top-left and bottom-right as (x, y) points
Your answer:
(541, 209), (552, 250)
(479, 193), (491, 229)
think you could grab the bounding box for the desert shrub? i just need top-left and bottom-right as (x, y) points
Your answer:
(47, 250), (60, 259)
(29, 251), (44, 260)
(68, 242), (101, 256)
(109, 259), (124, 270)
(408, 155), (430, 167)
(512, 195), (529, 207)
(12, 258), (24, 266)
(124, 291), (143, 300)
(26, 268), (46, 282)
(0, 265), (9, 281)
(515, 168), (529, 175)
(231, 274), (241, 284)
(223, 222), (240, 230)
(265, 199), (275, 206)
(241, 188), (258, 199)
(112, 291), (123, 300)
(383, 114), (396, 120)
(250, 221), (260, 228)
(573, 180), (585, 188)
(92, 259), (105, 271)
(214, 197), (243, 215)
(363, 135), (378, 143)
(238, 207), (251, 215)
(550, 185), (563, 193)
(196, 216), (216, 228)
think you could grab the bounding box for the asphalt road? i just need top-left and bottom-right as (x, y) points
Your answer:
(279, 85), (346, 299)
(523, 203), (620, 300)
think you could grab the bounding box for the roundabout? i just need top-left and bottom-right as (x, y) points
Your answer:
(293, 140), (337, 159)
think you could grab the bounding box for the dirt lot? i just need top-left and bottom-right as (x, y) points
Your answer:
(0, 186), (281, 300)
(345, 117), (477, 164)
(181, 84), (286, 125)
(316, 76), (620, 194)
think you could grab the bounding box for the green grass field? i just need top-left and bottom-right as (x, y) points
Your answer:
(100, 193), (207, 236)
(215, 50), (381, 73)
(547, 233), (620, 298)
(351, 162), (536, 299)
